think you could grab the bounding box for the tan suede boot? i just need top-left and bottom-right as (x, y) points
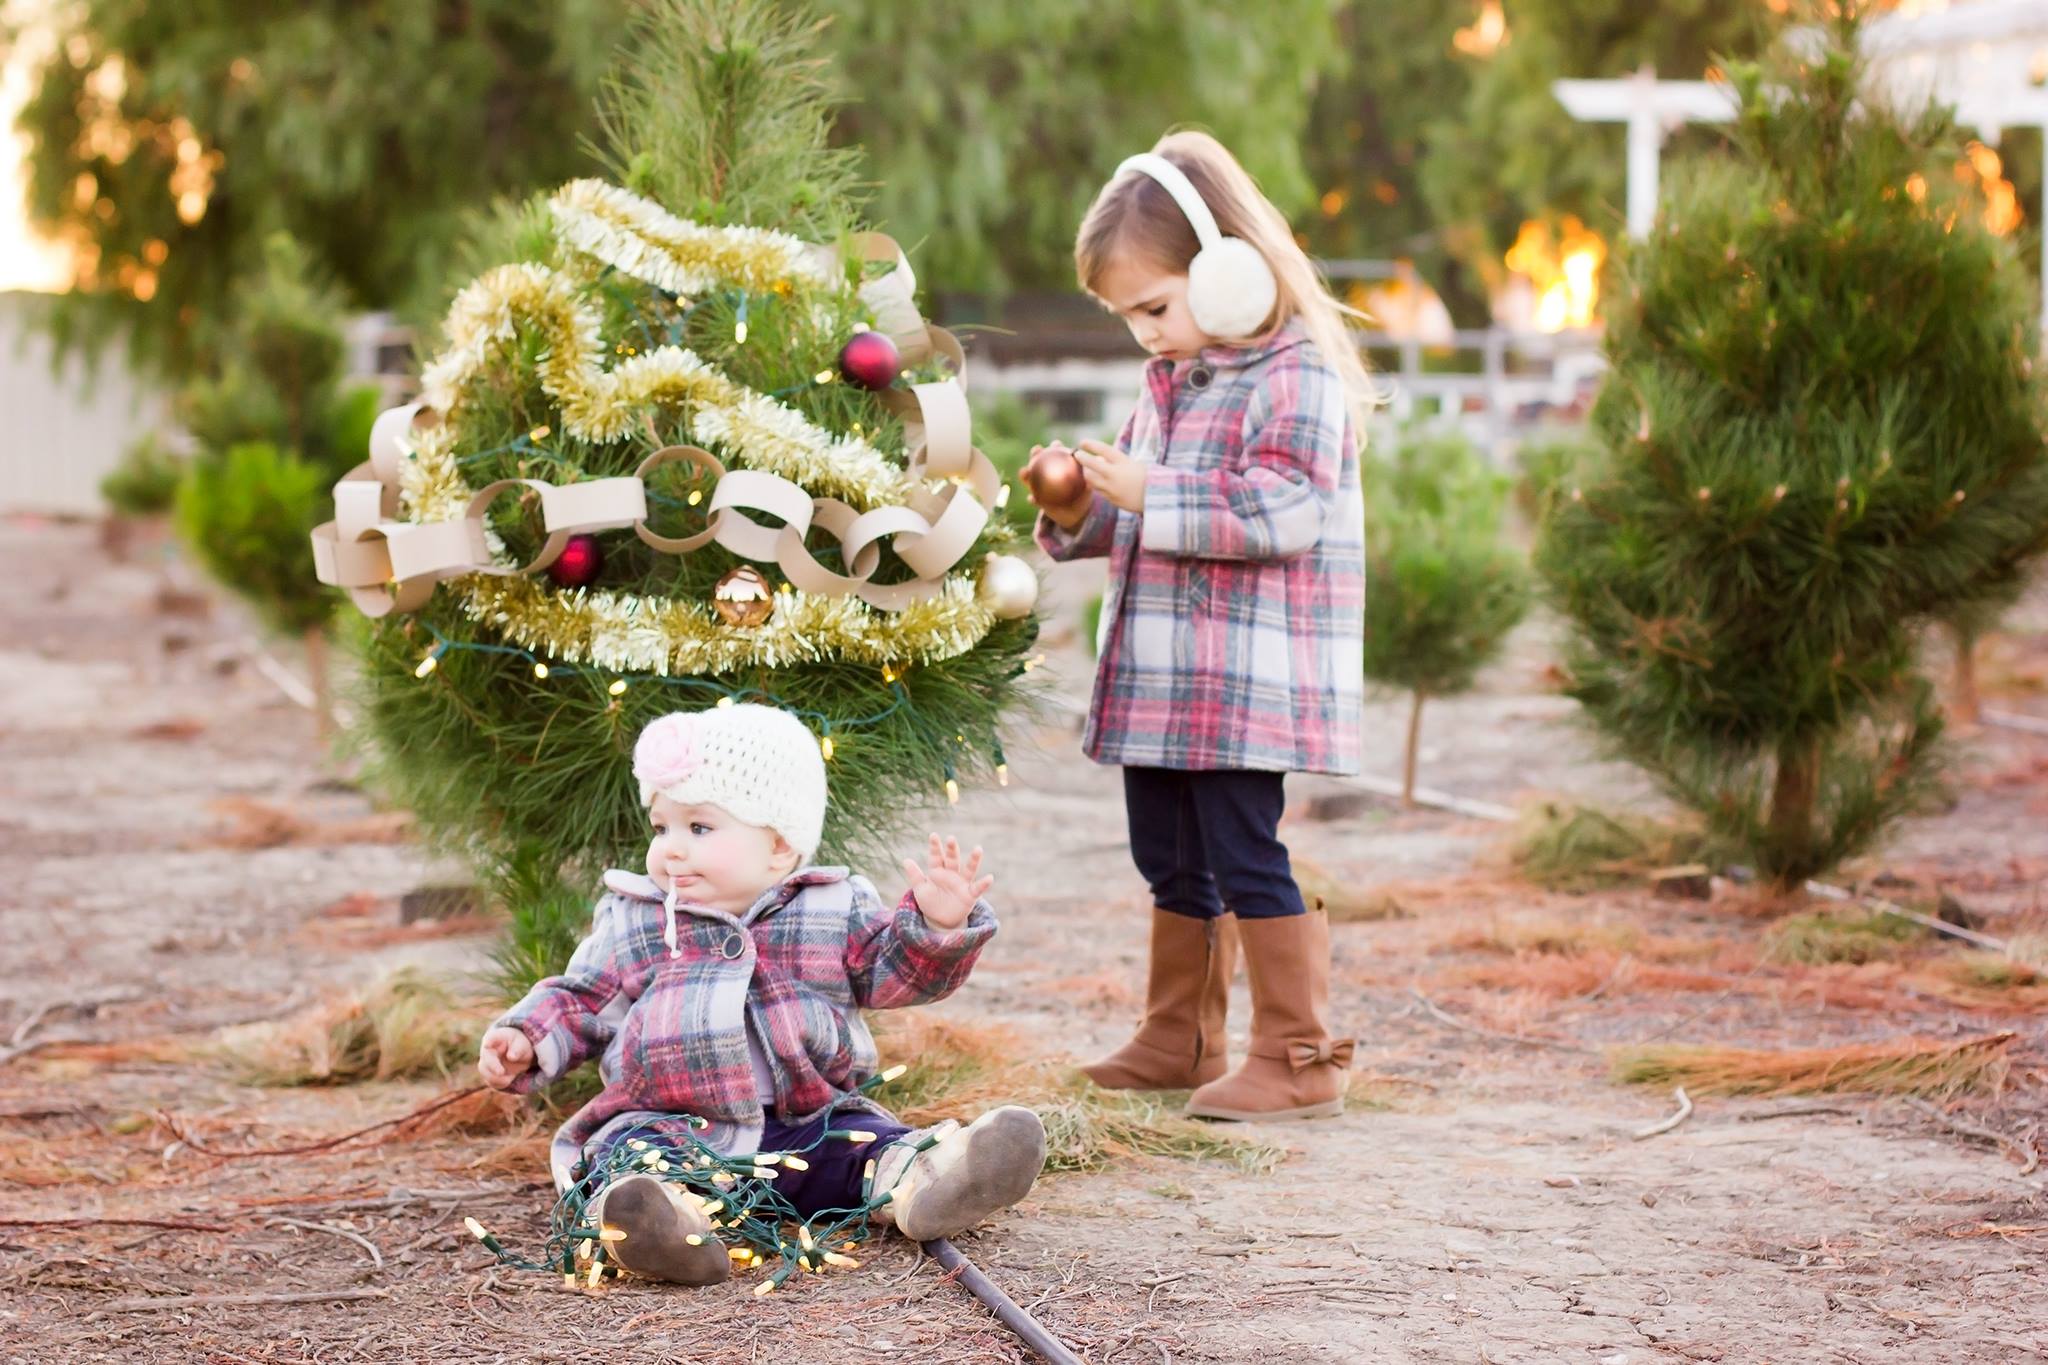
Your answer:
(1081, 911), (1239, 1091)
(585, 1174), (731, 1285)
(1184, 911), (1351, 1121)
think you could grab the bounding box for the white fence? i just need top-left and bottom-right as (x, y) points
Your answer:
(0, 292), (168, 516)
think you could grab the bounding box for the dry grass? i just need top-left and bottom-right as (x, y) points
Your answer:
(1297, 859), (1410, 923)
(1941, 950), (2045, 991)
(219, 970), (493, 1087)
(1763, 909), (1923, 966)
(1447, 914), (1642, 959)
(200, 796), (414, 850)
(868, 1013), (1286, 1175)
(1507, 800), (1709, 893)
(1610, 1031), (2015, 1100)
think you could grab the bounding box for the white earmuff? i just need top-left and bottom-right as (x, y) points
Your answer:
(1116, 152), (1278, 340)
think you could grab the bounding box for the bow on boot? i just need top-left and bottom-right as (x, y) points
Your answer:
(1287, 1038), (1356, 1072)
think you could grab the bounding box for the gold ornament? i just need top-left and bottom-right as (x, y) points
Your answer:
(976, 553), (1038, 620)
(713, 566), (775, 627)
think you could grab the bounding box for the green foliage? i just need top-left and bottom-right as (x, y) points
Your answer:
(174, 441), (333, 635)
(172, 233), (381, 638)
(98, 432), (184, 516)
(1361, 424), (1529, 699)
(595, 0), (862, 244)
(1513, 427), (1598, 521)
(353, 0), (1041, 925)
(486, 845), (598, 1004)
(1535, 16), (2048, 887)
(813, 0), (1346, 292)
(10, 0), (618, 379)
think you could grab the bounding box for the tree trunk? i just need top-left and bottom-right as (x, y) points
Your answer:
(303, 625), (334, 745)
(1951, 623), (1981, 727)
(1768, 733), (1820, 886)
(1402, 691), (1427, 807)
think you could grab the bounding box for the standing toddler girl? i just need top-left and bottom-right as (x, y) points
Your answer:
(1031, 130), (1369, 1121)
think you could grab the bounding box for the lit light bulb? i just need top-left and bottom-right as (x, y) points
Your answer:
(532, 662), (549, 680)
(820, 735), (835, 761)
(717, 695), (734, 709)
(608, 678), (628, 696)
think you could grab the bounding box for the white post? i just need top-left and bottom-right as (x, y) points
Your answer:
(1626, 110), (1662, 240)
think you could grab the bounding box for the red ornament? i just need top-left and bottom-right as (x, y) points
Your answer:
(546, 534), (604, 588)
(838, 330), (901, 391)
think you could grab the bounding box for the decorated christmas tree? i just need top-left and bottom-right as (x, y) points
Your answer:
(314, 0), (1041, 922)
(1361, 426), (1529, 805)
(1535, 9), (2048, 887)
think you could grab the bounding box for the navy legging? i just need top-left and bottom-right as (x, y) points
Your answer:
(1122, 767), (1306, 921)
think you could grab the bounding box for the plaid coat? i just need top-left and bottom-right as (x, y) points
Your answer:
(1037, 322), (1365, 774)
(496, 867), (995, 1190)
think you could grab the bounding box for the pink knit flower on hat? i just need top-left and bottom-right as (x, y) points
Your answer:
(633, 713), (702, 796)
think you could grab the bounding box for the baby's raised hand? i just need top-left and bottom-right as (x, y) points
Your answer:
(901, 834), (994, 931)
(478, 1026), (534, 1090)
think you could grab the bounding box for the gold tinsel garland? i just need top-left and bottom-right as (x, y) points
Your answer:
(419, 262), (909, 508)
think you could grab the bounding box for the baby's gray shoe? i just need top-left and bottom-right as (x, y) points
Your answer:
(586, 1173), (730, 1285)
(875, 1106), (1045, 1242)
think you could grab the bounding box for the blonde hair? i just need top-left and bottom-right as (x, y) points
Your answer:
(1075, 129), (1377, 431)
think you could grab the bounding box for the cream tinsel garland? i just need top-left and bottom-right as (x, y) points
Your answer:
(548, 179), (833, 300)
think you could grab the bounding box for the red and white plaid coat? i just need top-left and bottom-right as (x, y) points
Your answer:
(496, 867), (994, 1189)
(1038, 322), (1365, 775)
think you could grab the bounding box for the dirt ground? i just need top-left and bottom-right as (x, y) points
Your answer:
(4, 515), (2047, 1364)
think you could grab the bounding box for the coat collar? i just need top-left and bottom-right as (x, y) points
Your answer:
(601, 865), (849, 917)
(1145, 319), (1309, 388)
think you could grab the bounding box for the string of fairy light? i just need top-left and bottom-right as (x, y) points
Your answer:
(460, 1066), (931, 1294)
(409, 621), (1044, 803)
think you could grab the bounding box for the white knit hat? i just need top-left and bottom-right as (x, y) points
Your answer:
(631, 703), (828, 861)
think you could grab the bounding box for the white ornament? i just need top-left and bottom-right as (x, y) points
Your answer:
(977, 553), (1038, 620)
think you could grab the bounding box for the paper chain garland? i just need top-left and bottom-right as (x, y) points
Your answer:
(311, 181), (1004, 642)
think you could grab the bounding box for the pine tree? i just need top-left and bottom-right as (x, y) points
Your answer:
(174, 233), (381, 732)
(1535, 8), (2048, 887)
(338, 0), (1040, 931)
(1361, 426), (1529, 804)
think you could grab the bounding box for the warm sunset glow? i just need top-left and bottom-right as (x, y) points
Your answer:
(1453, 1), (1509, 59)
(1959, 140), (2022, 237)
(1504, 216), (1607, 332)
(0, 0), (75, 292)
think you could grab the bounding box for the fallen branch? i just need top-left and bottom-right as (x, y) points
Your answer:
(1736, 1105), (1860, 1123)
(1410, 990), (1590, 1054)
(1905, 1097), (2041, 1176)
(94, 1287), (390, 1314)
(1801, 880), (2010, 954)
(0, 988), (145, 1069)
(0, 1217), (229, 1233)
(267, 1216), (385, 1270)
(923, 1237), (1085, 1365)
(159, 1086), (488, 1160)
(1983, 709), (2048, 738)
(1632, 1086), (1694, 1140)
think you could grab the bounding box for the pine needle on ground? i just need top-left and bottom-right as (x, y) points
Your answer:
(869, 1014), (1286, 1174)
(1609, 1032), (2014, 1100)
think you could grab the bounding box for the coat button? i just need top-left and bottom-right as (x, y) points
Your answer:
(1187, 363), (1214, 390)
(721, 931), (747, 959)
